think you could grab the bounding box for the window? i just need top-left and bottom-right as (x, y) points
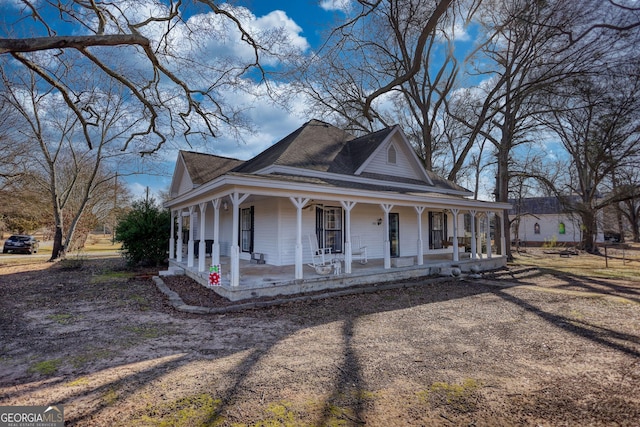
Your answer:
(240, 206), (254, 253)
(559, 222), (566, 235)
(534, 223), (540, 234)
(464, 213), (472, 235)
(316, 206), (343, 253)
(387, 145), (397, 164)
(429, 211), (447, 249)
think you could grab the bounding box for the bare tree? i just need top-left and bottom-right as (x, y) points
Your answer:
(606, 167), (640, 243)
(537, 66), (640, 253)
(295, 0), (473, 171)
(1, 61), (146, 260)
(0, 0), (293, 154)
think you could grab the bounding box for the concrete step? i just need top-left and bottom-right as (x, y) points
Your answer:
(159, 266), (185, 276)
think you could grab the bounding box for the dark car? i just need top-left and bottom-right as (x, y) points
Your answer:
(2, 235), (39, 254)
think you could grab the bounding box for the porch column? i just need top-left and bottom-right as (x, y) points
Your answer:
(469, 210), (477, 260)
(485, 211), (493, 258)
(176, 210), (183, 263)
(211, 199), (221, 266)
(198, 202), (208, 272)
(381, 203), (393, 269)
(415, 206), (425, 265)
(229, 192), (250, 287)
(451, 208), (460, 262)
(341, 201), (357, 274)
(290, 197), (310, 280)
(499, 210), (507, 256)
(169, 210), (175, 260)
(187, 206), (195, 268)
(476, 213), (483, 259)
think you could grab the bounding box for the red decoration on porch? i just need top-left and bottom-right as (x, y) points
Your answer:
(209, 265), (221, 286)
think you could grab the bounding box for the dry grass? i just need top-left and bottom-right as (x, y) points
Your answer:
(511, 243), (640, 282)
(0, 232), (121, 266)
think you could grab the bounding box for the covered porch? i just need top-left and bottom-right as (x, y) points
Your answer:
(164, 180), (511, 302)
(164, 247), (507, 301)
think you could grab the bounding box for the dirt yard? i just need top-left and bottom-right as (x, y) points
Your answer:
(0, 249), (639, 426)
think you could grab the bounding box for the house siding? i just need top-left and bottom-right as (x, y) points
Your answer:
(247, 198), (280, 263)
(182, 200), (471, 266)
(514, 213), (604, 245)
(362, 136), (423, 181)
(177, 168), (193, 195)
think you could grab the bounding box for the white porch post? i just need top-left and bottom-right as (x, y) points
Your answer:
(469, 210), (477, 260)
(415, 206), (425, 265)
(341, 201), (356, 274)
(290, 197), (309, 280)
(229, 192), (250, 287)
(451, 208), (460, 262)
(476, 213), (483, 259)
(169, 210), (175, 260)
(211, 199), (221, 266)
(381, 203), (393, 269)
(176, 210), (183, 263)
(500, 210), (507, 256)
(486, 211), (493, 258)
(198, 202), (207, 272)
(187, 206), (195, 268)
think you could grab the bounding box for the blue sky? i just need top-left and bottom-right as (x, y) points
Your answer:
(1, 0), (486, 201)
(0, 0), (353, 200)
(129, 1), (355, 200)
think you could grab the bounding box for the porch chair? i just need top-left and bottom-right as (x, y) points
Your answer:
(307, 234), (333, 274)
(351, 236), (368, 264)
(307, 234), (332, 267)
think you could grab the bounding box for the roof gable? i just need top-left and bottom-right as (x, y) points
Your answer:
(169, 151), (243, 197)
(353, 126), (433, 185)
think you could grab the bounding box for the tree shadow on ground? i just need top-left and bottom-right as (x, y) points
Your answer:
(489, 287), (640, 359)
(0, 257), (491, 425)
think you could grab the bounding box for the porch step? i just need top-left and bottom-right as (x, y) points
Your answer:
(391, 256), (415, 268)
(159, 266), (185, 277)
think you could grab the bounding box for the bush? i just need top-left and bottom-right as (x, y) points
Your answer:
(115, 198), (170, 266)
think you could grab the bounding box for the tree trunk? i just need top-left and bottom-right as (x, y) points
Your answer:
(50, 224), (65, 261)
(615, 204), (625, 243)
(49, 185), (66, 261)
(495, 135), (513, 261)
(579, 209), (599, 254)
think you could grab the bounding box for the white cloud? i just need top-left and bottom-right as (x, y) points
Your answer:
(319, 0), (353, 13)
(0, 0), (25, 9)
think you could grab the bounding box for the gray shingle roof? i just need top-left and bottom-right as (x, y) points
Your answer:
(178, 119), (470, 195)
(234, 119), (355, 173)
(180, 151), (243, 185)
(509, 196), (580, 215)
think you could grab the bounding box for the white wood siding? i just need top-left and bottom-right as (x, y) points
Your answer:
(514, 213), (603, 244)
(186, 199), (474, 266)
(249, 198), (279, 263)
(177, 168), (193, 195)
(361, 135), (425, 181)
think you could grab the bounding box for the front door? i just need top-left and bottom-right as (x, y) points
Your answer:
(389, 213), (399, 257)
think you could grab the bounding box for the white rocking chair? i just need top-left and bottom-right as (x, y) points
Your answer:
(307, 234), (333, 274)
(351, 236), (368, 264)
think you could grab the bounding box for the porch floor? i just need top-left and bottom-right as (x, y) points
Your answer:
(165, 252), (507, 301)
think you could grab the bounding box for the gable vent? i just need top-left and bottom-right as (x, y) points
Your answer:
(387, 145), (397, 164)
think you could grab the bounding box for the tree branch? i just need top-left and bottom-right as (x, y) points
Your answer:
(0, 35), (150, 54)
(363, 0), (454, 120)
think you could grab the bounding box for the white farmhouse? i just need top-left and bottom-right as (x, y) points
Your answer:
(164, 120), (511, 300)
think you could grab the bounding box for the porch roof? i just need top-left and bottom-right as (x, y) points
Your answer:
(165, 170), (511, 212)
